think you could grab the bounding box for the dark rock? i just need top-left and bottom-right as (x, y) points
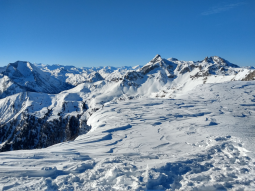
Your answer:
(242, 70), (255, 81)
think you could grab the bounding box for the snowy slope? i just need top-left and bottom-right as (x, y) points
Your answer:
(0, 80), (254, 190)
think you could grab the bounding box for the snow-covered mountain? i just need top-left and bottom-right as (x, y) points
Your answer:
(0, 55), (254, 152)
(38, 64), (142, 86)
(0, 61), (73, 99)
(0, 55), (255, 190)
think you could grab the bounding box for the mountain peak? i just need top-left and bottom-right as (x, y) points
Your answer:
(150, 54), (162, 64)
(9, 60), (32, 67)
(202, 56), (239, 68)
(203, 56), (212, 63)
(203, 56), (227, 63)
(5, 61), (36, 77)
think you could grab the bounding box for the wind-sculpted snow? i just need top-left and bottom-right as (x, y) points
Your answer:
(0, 81), (255, 190)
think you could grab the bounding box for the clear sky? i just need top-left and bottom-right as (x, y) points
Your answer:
(0, 0), (254, 67)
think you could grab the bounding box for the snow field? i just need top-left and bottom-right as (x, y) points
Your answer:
(0, 81), (255, 190)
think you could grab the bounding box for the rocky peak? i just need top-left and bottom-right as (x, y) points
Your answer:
(203, 56), (213, 63)
(202, 56), (239, 68)
(150, 54), (162, 64)
(203, 56), (224, 63)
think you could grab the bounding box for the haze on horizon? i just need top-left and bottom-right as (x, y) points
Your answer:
(0, 0), (254, 67)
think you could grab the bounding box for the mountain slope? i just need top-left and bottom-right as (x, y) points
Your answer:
(0, 85), (92, 151)
(0, 61), (73, 99)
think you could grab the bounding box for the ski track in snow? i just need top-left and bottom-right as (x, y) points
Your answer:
(0, 81), (255, 190)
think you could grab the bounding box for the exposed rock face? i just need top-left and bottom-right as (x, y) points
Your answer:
(124, 71), (143, 81)
(178, 56), (240, 79)
(242, 70), (255, 81)
(179, 64), (197, 74)
(140, 55), (177, 76)
(150, 54), (162, 64)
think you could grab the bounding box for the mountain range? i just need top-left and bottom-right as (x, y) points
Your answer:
(0, 55), (254, 152)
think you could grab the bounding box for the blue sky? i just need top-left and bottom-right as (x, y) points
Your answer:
(0, 0), (254, 67)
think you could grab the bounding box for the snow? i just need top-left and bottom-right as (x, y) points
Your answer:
(0, 55), (255, 190)
(0, 61), (72, 98)
(38, 64), (138, 86)
(0, 80), (255, 190)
